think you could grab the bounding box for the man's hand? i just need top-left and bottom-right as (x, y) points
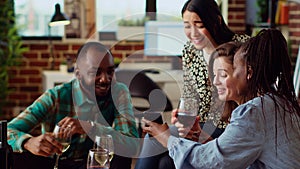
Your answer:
(23, 133), (62, 157)
(58, 117), (86, 135)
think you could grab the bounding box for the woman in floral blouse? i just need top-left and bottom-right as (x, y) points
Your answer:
(135, 0), (249, 169)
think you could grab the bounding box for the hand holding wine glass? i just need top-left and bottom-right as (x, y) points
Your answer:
(94, 134), (114, 162)
(177, 97), (199, 137)
(53, 124), (72, 169)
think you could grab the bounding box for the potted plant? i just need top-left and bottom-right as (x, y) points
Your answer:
(117, 17), (149, 41)
(59, 60), (68, 73)
(0, 0), (28, 115)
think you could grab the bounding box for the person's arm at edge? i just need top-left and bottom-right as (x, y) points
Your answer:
(7, 89), (58, 152)
(166, 103), (265, 169)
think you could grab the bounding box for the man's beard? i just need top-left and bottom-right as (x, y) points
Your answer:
(80, 78), (110, 100)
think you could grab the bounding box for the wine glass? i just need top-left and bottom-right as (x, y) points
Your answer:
(53, 124), (72, 169)
(177, 97), (199, 128)
(87, 148), (109, 169)
(94, 134), (114, 162)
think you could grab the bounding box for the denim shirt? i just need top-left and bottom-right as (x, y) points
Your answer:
(167, 95), (300, 169)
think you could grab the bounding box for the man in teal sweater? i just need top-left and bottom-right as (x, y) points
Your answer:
(8, 42), (139, 169)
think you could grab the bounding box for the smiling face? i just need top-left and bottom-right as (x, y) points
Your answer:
(182, 10), (217, 53)
(213, 54), (248, 105)
(76, 46), (115, 98)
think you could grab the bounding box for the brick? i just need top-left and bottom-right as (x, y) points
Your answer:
(133, 45), (144, 50)
(228, 7), (244, 12)
(236, 15), (246, 20)
(126, 53), (144, 58)
(20, 69), (40, 75)
(228, 23), (245, 27)
(9, 77), (26, 84)
(72, 44), (83, 51)
(29, 61), (49, 67)
(20, 86), (39, 92)
(7, 69), (18, 75)
(41, 53), (51, 59)
(235, 0), (245, 5)
(290, 4), (300, 11)
(291, 32), (300, 37)
(114, 45), (132, 51)
(7, 86), (18, 91)
(111, 53), (123, 59)
(8, 94), (28, 100)
(30, 44), (48, 50)
(54, 44), (69, 51)
(23, 53), (38, 59)
(29, 77), (42, 83)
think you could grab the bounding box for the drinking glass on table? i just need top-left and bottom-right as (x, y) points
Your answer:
(87, 148), (109, 169)
(177, 97), (199, 128)
(94, 134), (114, 162)
(53, 124), (72, 169)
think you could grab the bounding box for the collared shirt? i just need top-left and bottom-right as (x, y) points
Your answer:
(8, 78), (138, 159)
(167, 95), (300, 169)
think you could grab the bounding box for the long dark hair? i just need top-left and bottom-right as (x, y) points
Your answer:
(241, 29), (300, 113)
(181, 0), (235, 45)
(240, 29), (300, 144)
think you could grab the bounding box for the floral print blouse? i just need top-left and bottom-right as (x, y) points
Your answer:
(181, 34), (250, 129)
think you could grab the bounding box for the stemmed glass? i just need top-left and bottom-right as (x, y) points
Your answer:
(87, 148), (109, 169)
(94, 134), (114, 162)
(53, 124), (72, 169)
(177, 97), (199, 127)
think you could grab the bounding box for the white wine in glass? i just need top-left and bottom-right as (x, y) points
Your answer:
(53, 124), (72, 169)
(94, 135), (114, 162)
(87, 149), (109, 169)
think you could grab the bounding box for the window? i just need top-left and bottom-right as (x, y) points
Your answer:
(96, 0), (186, 32)
(15, 0), (65, 37)
(15, 0), (223, 38)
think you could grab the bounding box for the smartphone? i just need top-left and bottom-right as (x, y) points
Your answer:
(143, 111), (163, 125)
(143, 111), (163, 137)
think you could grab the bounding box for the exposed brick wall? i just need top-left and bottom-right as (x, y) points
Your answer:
(228, 0), (248, 33)
(3, 0), (300, 119)
(288, 2), (300, 67)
